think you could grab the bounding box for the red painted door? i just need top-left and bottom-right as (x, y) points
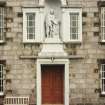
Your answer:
(41, 65), (64, 104)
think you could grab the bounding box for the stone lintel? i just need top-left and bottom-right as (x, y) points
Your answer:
(22, 6), (44, 8)
(61, 6), (82, 8)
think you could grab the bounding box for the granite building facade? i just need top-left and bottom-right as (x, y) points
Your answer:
(0, 0), (105, 105)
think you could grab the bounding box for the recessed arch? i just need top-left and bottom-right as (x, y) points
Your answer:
(39, 0), (67, 6)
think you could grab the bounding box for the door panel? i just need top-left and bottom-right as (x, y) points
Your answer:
(41, 65), (64, 104)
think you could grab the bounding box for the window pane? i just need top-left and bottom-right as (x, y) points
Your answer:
(28, 28), (34, 33)
(101, 64), (105, 93)
(29, 34), (34, 39)
(102, 79), (105, 91)
(0, 86), (3, 92)
(72, 21), (76, 27)
(72, 28), (77, 33)
(0, 21), (2, 27)
(102, 64), (105, 71)
(0, 74), (1, 78)
(0, 28), (3, 40)
(0, 16), (2, 20)
(0, 64), (3, 93)
(29, 21), (34, 26)
(0, 8), (4, 41)
(28, 14), (35, 20)
(72, 34), (76, 39)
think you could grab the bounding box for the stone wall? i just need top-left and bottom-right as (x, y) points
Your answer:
(67, 0), (105, 104)
(0, 0), (105, 105)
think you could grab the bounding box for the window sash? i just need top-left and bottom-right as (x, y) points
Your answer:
(0, 64), (3, 94)
(70, 13), (79, 40)
(26, 13), (35, 40)
(0, 7), (4, 42)
(101, 64), (105, 94)
(101, 7), (105, 41)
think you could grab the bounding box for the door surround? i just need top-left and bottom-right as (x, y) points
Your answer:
(36, 59), (69, 105)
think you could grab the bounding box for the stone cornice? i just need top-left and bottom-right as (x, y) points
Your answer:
(22, 6), (44, 8)
(19, 55), (85, 59)
(61, 6), (82, 8)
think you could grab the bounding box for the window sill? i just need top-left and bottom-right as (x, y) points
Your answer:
(0, 93), (4, 96)
(63, 41), (82, 44)
(23, 40), (82, 44)
(98, 41), (105, 44)
(0, 40), (5, 44)
(23, 41), (42, 44)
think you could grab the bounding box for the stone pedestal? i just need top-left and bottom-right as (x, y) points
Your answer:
(38, 38), (67, 57)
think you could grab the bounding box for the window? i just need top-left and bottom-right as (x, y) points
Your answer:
(0, 7), (5, 43)
(26, 13), (35, 40)
(101, 64), (105, 94)
(70, 13), (79, 40)
(23, 8), (44, 43)
(101, 7), (105, 42)
(62, 8), (82, 42)
(0, 64), (3, 95)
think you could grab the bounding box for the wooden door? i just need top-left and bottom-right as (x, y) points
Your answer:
(41, 65), (64, 104)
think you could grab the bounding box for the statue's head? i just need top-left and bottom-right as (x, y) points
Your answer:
(50, 9), (54, 15)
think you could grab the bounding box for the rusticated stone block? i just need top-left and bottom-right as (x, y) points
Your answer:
(0, 0), (105, 104)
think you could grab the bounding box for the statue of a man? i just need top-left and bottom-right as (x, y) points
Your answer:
(45, 9), (59, 38)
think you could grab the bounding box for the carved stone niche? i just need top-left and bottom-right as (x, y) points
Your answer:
(44, 0), (62, 41)
(38, 0), (68, 57)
